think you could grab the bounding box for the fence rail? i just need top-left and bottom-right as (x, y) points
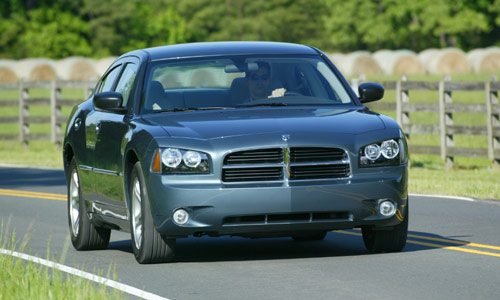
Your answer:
(1, 78), (499, 168)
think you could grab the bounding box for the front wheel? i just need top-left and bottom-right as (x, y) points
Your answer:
(130, 162), (175, 264)
(362, 203), (408, 253)
(67, 158), (110, 250)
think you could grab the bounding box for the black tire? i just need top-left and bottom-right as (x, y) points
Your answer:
(292, 231), (328, 242)
(67, 157), (110, 250)
(362, 202), (409, 253)
(130, 162), (175, 264)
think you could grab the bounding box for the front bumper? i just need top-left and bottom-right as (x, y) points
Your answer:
(147, 166), (408, 238)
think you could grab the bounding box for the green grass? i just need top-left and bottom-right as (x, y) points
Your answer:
(0, 222), (123, 300)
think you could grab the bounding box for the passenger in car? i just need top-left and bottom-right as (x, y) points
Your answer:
(245, 61), (286, 101)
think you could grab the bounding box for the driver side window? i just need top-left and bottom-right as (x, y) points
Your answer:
(115, 63), (138, 107)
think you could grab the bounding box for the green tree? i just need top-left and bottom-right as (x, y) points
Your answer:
(81, 0), (186, 57)
(19, 7), (91, 58)
(168, 0), (327, 47)
(322, 0), (491, 52)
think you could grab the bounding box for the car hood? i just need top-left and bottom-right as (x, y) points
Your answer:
(145, 107), (386, 140)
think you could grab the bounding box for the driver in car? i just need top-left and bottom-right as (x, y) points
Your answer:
(245, 61), (286, 101)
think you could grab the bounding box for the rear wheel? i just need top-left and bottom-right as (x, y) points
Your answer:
(362, 203), (408, 253)
(67, 158), (110, 250)
(130, 162), (175, 264)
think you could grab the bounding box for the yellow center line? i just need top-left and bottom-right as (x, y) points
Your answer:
(407, 240), (500, 258)
(0, 188), (66, 201)
(336, 230), (500, 258)
(408, 233), (500, 251)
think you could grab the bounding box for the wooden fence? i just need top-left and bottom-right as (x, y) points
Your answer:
(364, 76), (500, 168)
(0, 80), (95, 147)
(0, 78), (499, 168)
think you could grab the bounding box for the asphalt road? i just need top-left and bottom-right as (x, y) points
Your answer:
(1, 166), (500, 300)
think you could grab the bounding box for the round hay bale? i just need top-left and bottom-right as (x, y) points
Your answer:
(15, 58), (57, 81)
(0, 60), (19, 83)
(418, 48), (440, 71)
(339, 51), (381, 76)
(326, 53), (346, 73)
(190, 69), (218, 87)
(426, 48), (470, 74)
(374, 50), (424, 75)
(157, 72), (181, 89)
(467, 47), (500, 73)
(56, 57), (98, 80)
(372, 49), (393, 62)
(94, 57), (117, 78)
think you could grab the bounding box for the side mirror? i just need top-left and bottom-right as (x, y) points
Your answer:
(358, 82), (384, 103)
(93, 92), (126, 112)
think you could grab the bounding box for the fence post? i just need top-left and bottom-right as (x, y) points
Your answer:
(50, 79), (62, 146)
(486, 75), (500, 169)
(396, 75), (409, 140)
(18, 79), (29, 149)
(439, 75), (454, 168)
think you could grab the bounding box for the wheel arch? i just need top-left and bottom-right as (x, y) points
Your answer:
(63, 143), (75, 176)
(124, 149), (140, 209)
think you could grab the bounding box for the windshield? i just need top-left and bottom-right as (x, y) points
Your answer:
(141, 55), (354, 113)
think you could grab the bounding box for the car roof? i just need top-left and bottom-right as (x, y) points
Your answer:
(124, 41), (320, 61)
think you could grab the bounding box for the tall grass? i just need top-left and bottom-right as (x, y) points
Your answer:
(0, 219), (123, 300)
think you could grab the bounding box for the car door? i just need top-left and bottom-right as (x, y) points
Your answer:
(81, 63), (123, 202)
(92, 58), (140, 219)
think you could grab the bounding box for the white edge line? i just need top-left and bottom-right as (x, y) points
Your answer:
(0, 248), (170, 300)
(409, 193), (475, 202)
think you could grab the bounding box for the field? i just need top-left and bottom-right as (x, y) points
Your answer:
(0, 73), (499, 199)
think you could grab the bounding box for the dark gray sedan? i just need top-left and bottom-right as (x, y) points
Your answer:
(63, 42), (409, 264)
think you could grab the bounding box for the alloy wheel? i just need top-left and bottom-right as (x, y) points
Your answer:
(131, 177), (143, 250)
(69, 169), (80, 237)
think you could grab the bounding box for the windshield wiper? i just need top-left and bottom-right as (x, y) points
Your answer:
(196, 106), (233, 110)
(237, 102), (289, 108)
(155, 106), (233, 112)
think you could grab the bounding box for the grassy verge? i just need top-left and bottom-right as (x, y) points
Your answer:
(0, 222), (123, 300)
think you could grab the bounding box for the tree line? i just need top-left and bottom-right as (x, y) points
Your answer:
(1, 0), (499, 59)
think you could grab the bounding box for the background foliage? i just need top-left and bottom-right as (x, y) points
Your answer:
(0, 0), (499, 58)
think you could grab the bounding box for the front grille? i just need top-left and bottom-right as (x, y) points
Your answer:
(222, 147), (350, 183)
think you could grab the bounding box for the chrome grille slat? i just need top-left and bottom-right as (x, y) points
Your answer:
(222, 167), (283, 182)
(222, 147), (350, 183)
(290, 147), (346, 162)
(224, 148), (283, 165)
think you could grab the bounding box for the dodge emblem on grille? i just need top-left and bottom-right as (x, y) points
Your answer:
(282, 134), (290, 142)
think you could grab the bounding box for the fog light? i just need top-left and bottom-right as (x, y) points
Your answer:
(378, 200), (396, 217)
(173, 209), (189, 225)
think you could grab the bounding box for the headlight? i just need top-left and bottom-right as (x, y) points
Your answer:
(152, 148), (210, 174)
(360, 139), (403, 167)
(162, 148), (183, 168)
